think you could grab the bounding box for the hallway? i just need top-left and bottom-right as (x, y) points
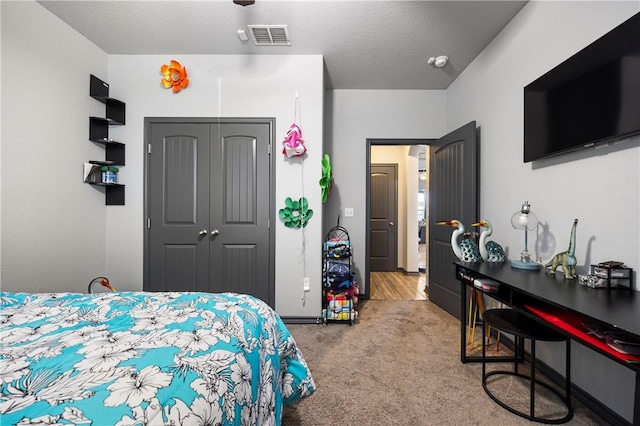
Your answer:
(369, 244), (427, 300)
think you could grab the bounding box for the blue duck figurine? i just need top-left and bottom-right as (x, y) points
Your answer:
(437, 220), (482, 263)
(471, 219), (506, 262)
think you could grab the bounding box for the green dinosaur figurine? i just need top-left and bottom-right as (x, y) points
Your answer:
(545, 219), (579, 279)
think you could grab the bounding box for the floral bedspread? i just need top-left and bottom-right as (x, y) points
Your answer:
(0, 291), (315, 425)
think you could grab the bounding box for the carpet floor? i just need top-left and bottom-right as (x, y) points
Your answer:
(282, 299), (608, 425)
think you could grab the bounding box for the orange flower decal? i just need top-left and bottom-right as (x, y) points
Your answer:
(161, 60), (189, 93)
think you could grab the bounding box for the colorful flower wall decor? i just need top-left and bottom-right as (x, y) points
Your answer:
(279, 197), (313, 228)
(160, 60), (189, 93)
(282, 123), (307, 158)
(319, 154), (333, 204)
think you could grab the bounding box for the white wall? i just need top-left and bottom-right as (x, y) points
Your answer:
(447, 2), (639, 276)
(446, 1), (639, 421)
(324, 90), (446, 293)
(1, 1), (109, 292)
(106, 54), (325, 317)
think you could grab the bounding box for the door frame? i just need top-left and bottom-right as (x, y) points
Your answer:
(143, 117), (276, 304)
(364, 138), (434, 300)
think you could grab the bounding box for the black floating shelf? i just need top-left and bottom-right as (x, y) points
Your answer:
(89, 74), (126, 206)
(89, 182), (124, 187)
(89, 160), (122, 167)
(88, 138), (125, 165)
(106, 99), (125, 125)
(90, 74), (109, 99)
(90, 74), (125, 125)
(90, 97), (126, 124)
(90, 117), (108, 141)
(105, 185), (125, 206)
(89, 184), (125, 206)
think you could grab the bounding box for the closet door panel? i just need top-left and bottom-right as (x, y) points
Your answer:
(210, 122), (271, 304)
(146, 123), (210, 292)
(217, 244), (258, 296)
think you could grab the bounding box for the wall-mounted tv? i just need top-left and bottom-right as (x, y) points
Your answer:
(524, 12), (640, 163)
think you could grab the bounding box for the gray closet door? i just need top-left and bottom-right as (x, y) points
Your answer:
(146, 119), (273, 306)
(369, 164), (397, 271)
(209, 122), (271, 303)
(147, 122), (211, 292)
(428, 121), (478, 319)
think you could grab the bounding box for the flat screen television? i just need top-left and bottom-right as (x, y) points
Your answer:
(523, 12), (640, 163)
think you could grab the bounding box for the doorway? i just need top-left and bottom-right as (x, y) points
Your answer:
(364, 122), (478, 313)
(367, 139), (432, 301)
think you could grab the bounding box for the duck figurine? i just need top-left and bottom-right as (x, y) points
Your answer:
(471, 219), (506, 263)
(88, 276), (116, 294)
(437, 220), (482, 263)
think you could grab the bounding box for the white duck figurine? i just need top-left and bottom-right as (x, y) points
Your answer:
(437, 220), (482, 263)
(471, 219), (506, 263)
(88, 276), (116, 294)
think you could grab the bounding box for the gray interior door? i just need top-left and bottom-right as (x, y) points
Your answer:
(428, 121), (478, 319)
(145, 119), (274, 306)
(370, 164), (397, 271)
(209, 123), (271, 302)
(147, 122), (211, 292)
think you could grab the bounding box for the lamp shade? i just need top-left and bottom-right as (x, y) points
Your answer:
(510, 201), (540, 270)
(511, 201), (538, 231)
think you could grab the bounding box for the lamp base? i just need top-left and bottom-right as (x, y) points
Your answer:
(510, 260), (541, 270)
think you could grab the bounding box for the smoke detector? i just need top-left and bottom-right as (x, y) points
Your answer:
(237, 30), (249, 41)
(247, 25), (291, 46)
(427, 56), (448, 68)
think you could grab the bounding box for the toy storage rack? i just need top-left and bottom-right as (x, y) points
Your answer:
(322, 225), (356, 325)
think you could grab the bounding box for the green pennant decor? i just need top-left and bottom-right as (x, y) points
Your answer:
(319, 154), (333, 204)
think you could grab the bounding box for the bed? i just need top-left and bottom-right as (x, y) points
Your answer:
(0, 291), (315, 425)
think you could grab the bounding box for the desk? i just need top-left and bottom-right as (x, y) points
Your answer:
(455, 261), (640, 425)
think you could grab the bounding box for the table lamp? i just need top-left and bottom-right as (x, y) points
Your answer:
(510, 201), (540, 270)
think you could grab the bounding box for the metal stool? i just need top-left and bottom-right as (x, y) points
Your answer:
(482, 309), (573, 424)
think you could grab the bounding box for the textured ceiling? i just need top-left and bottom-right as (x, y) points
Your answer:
(37, 0), (528, 90)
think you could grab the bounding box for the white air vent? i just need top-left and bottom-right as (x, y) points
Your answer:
(247, 25), (291, 46)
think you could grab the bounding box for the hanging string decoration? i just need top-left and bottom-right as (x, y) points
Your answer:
(160, 60), (189, 93)
(319, 154), (333, 204)
(279, 197), (313, 228)
(282, 123), (307, 158)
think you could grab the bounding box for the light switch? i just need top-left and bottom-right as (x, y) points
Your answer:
(344, 207), (354, 217)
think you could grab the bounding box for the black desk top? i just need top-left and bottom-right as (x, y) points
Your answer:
(455, 261), (640, 337)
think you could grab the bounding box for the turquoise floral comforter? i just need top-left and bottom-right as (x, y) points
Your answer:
(0, 291), (315, 425)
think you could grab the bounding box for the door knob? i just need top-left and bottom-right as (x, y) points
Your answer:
(389, 222), (394, 227)
(199, 229), (208, 236)
(211, 229), (220, 236)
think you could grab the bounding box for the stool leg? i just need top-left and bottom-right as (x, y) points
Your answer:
(514, 336), (519, 376)
(530, 339), (536, 419)
(566, 339), (572, 408)
(482, 316), (487, 379)
(468, 289), (477, 350)
(466, 289), (474, 341)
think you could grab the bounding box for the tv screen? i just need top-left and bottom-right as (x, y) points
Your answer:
(524, 13), (640, 163)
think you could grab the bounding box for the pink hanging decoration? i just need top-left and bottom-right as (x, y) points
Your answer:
(282, 123), (307, 158)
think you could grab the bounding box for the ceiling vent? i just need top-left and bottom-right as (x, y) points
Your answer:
(247, 25), (291, 46)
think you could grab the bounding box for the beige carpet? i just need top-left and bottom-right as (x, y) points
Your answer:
(282, 299), (607, 425)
